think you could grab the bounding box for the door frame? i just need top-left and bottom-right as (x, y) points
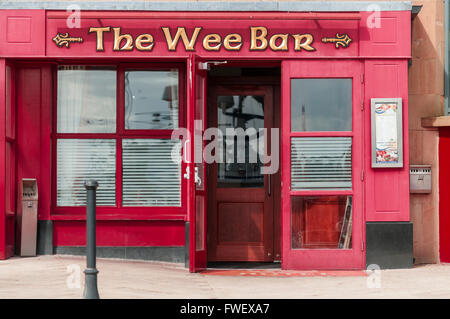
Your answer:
(281, 59), (365, 270)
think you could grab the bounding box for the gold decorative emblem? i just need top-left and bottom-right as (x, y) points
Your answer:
(52, 33), (83, 48)
(321, 33), (352, 48)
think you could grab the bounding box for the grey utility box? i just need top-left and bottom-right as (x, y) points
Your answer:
(17, 179), (38, 256)
(410, 165), (432, 194)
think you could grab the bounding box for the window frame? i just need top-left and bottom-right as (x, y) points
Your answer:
(51, 62), (187, 219)
(288, 76), (355, 251)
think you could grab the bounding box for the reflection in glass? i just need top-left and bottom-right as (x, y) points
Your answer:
(57, 139), (116, 206)
(291, 79), (352, 132)
(217, 95), (264, 188)
(125, 70), (179, 130)
(57, 66), (116, 133)
(291, 196), (352, 249)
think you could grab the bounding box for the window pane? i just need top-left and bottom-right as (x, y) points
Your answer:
(122, 139), (181, 206)
(217, 95), (264, 188)
(291, 196), (352, 249)
(291, 137), (352, 190)
(125, 70), (179, 130)
(57, 66), (116, 133)
(291, 79), (352, 131)
(57, 139), (116, 206)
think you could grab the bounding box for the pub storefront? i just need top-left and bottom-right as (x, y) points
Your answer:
(0, 2), (413, 271)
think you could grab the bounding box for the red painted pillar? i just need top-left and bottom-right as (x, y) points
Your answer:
(439, 128), (450, 262)
(0, 59), (6, 260)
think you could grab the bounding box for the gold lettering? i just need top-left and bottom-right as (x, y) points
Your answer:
(224, 33), (242, 51)
(203, 34), (221, 51)
(162, 27), (202, 51)
(250, 27), (268, 51)
(292, 34), (315, 51)
(136, 34), (154, 51)
(113, 27), (133, 51)
(269, 34), (289, 51)
(88, 26), (111, 51)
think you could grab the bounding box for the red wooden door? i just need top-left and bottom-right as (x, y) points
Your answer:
(208, 85), (274, 262)
(188, 55), (208, 272)
(281, 60), (365, 270)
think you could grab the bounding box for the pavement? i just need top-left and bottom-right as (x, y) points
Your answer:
(1, 255), (450, 299)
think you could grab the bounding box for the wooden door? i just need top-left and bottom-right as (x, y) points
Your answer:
(208, 85), (274, 262)
(281, 60), (365, 270)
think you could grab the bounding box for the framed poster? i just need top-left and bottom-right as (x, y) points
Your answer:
(371, 98), (403, 168)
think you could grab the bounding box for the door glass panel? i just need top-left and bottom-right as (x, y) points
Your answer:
(291, 196), (352, 249)
(291, 79), (352, 132)
(217, 95), (264, 188)
(125, 70), (179, 130)
(195, 76), (205, 191)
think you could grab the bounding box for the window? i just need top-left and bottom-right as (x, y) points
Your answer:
(54, 65), (184, 213)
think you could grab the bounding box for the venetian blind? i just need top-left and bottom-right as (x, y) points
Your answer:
(57, 139), (116, 206)
(122, 139), (181, 207)
(291, 137), (352, 190)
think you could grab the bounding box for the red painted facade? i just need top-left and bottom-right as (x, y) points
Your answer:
(0, 9), (411, 270)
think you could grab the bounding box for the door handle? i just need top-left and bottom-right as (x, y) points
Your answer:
(268, 174), (271, 196)
(195, 166), (202, 187)
(183, 166), (190, 180)
(184, 139), (190, 163)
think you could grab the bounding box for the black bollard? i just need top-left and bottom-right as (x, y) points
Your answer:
(83, 180), (100, 299)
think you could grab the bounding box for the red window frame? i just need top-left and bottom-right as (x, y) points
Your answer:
(51, 62), (187, 220)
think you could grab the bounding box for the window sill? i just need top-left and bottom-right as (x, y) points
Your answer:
(421, 116), (450, 128)
(50, 213), (186, 221)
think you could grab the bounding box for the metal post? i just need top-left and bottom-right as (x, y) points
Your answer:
(83, 180), (100, 299)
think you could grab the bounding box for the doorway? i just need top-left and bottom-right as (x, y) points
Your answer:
(205, 67), (281, 263)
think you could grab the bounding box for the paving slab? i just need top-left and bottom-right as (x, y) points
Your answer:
(1, 255), (450, 299)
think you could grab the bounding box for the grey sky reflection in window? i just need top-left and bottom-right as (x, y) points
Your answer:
(291, 79), (352, 132)
(57, 66), (116, 133)
(125, 70), (179, 130)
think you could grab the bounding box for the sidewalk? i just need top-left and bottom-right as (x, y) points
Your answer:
(1, 255), (450, 299)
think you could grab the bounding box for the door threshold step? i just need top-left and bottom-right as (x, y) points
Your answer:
(200, 269), (367, 277)
(206, 262), (281, 270)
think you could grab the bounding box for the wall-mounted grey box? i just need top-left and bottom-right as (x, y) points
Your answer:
(410, 165), (431, 194)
